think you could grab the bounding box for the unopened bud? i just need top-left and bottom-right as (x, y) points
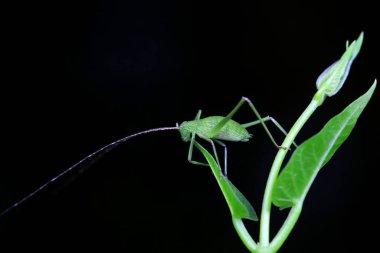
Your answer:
(316, 32), (364, 98)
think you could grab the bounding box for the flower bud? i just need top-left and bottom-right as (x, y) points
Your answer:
(316, 32), (363, 97)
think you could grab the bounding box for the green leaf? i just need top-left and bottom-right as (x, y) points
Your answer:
(194, 141), (258, 221)
(273, 81), (376, 209)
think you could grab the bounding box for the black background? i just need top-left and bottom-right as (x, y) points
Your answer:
(1, 0), (379, 252)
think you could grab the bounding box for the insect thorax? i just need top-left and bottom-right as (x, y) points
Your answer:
(179, 121), (193, 142)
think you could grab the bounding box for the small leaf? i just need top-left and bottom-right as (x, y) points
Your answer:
(194, 141), (258, 221)
(273, 81), (376, 209)
(316, 32), (364, 97)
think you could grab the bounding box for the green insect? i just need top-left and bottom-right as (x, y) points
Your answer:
(0, 96), (293, 217)
(178, 97), (294, 176)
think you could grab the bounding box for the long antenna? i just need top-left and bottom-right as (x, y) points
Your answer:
(0, 126), (179, 217)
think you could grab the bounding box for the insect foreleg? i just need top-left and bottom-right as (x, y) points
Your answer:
(187, 110), (209, 167)
(187, 129), (209, 167)
(187, 110), (202, 161)
(187, 135), (209, 166)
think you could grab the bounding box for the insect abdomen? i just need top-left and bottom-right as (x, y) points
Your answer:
(198, 116), (251, 142)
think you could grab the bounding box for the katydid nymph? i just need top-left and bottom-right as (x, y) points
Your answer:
(179, 96), (296, 176)
(0, 96), (293, 217)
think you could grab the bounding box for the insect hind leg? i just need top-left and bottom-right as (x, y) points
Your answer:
(241, 115), (298, 148)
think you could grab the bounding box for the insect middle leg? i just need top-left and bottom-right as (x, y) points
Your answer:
(214, 139), (227, 176)
(199, 138), (228, 177)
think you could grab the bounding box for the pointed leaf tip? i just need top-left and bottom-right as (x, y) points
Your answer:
(194, 142), (258, 221)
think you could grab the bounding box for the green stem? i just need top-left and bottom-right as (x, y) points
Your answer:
(259, 99), (320, 246)
(269, 202), (303, 252)
(232, 218), (258, 252)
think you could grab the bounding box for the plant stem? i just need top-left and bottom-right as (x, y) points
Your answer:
(270, 202), (303, 252)
(232, 218), (258, 252)
(259, 99), (320, 246)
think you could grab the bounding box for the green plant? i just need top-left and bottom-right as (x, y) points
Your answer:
(194, 32), (376, 252)
(0, 33), (375, 253)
